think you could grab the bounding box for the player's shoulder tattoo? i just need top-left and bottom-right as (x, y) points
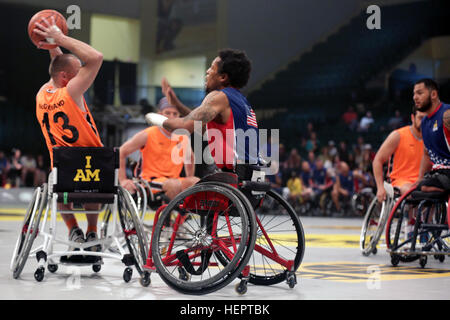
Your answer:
(443, 109), (450, 130)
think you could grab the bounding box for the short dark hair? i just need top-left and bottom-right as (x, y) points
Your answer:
(415, 78), (439, 95)
(49, 54), (78, 78)
(217, 49), (251, 89)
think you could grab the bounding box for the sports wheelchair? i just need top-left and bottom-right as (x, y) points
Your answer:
(360, 182), (400, 256)
(141, 163), (306, 295)
(385, 183), (450, 268)
(10, 147), (149, 284)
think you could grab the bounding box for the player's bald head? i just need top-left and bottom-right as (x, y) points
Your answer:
(49, 54), (81, 80)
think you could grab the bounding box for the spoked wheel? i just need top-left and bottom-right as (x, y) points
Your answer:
(117, 187), (149, 280)
(11, 184), (48, 279)
(385, 189), (420, 264)
(360, 198), (386, 256)
(202, 183), (305, 287)
(249, 189), (305, 286)
(151, 184), (256, 295)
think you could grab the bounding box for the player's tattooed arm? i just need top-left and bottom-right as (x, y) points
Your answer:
(185, 91), (223, 123)
(443, 109), (450, 131)
(163, 91), (228, 133)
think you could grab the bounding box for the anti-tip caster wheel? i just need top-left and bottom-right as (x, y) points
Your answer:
(34, 267), (45, 282)
(123, 267), (133, 283)
(235, 280), (248, 295)
(391, 254), (400, 267)
(140, 271), (151, 287)
(47, 264), (58, 273)
(286, 272), (297, 289)
(419, 255), (427, 268)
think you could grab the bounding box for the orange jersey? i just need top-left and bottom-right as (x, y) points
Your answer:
(140, 126), (188, 181)
(389, 125), (423, 187)
(36, 84), (103, 167)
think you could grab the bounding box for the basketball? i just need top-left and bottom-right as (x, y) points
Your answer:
(28, 9), (68, 49)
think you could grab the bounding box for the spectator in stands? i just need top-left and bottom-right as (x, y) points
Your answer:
(387, 110), (404, 130)
(8, 148), (23, 187)
(0, 150), (9, 187)
(34, 154), (48, 187)
(331, 161), (354, 214)
(307, 151), (316, 170)
(20, 153), (37, 187)
(312, 158), (333, 194)
(328, 140), (338, 158)
(319, 146), (333, 170)
(358, 111), (374, 132)
(338, 140), (349, 163)
(306, 131), (320, 153)
(286, 170), (303, 205)
(342, 106), (358, 131)
(266, 161), (290, 199)
(312, 158), (334, 213)
(300, 160), (315, 201)
(283, 148), (302, 177)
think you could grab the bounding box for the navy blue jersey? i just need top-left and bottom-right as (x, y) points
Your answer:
(300, 171), (312, 187)
(339, 172), (354, 193)
(206, 87), (259, 169)
(313, 167), (327, 185)
(421, 103), (450, 170)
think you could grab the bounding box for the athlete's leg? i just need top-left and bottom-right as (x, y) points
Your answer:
(162, 178), (182, 200)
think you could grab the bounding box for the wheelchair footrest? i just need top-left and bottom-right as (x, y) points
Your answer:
(60, 255), (102, 265)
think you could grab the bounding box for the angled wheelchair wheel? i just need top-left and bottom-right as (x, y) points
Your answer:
(117, 187), (149, 278)
(245, 189), (305, 286)
(202, 183), (305, 287)
(360, 198), (387, 256)
(385, 189), (420, 264)
(11, 184), (48, 279)
(151, 183), (256, 295)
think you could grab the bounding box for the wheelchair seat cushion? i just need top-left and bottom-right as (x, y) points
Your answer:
(198, 172), (238, 186)
(53, 147), (119, 193)
(417, 169), (450, 192)
(410, 190), (449, 201)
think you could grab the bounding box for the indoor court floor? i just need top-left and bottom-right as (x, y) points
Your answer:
(2, 202), (450, 301)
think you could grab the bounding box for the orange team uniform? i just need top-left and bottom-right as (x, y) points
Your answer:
(36, 84), (103, 167)
(140, 126), (189, 184)
(388, 125), (424, 188)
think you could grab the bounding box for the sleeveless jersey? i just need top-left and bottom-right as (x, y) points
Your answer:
(389, 125), (423, 187)
(421, 103), (450, 170)
(140, 126), (187, 181)
(35, 84), (102, 167)
(206, 87), (259, 169)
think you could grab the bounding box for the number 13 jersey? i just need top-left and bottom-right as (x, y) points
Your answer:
(36, 84), (103, 167)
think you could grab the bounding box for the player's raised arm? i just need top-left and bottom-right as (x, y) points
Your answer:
(34, 18), (103, 99)
(161, 77), (192, 116)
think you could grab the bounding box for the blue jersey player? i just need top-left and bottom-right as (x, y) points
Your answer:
(414, 78), (450, 192)
(146, 49), (259, 171)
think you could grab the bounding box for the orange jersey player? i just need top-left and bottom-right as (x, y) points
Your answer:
(33, 16), (104, 251)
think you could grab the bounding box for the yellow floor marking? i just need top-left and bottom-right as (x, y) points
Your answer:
(297, 261), (450, 282)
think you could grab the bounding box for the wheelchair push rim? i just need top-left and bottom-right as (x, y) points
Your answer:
(151, 183), (256, 295)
